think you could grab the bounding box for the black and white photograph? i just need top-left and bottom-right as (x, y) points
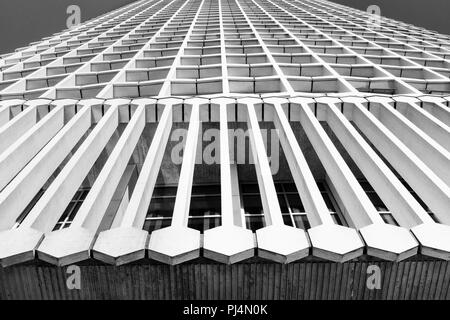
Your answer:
(0, 0), (449, 309)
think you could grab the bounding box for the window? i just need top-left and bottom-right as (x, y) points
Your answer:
(144, 186), (176, 233)
(188, 185), (221, 232)
(142, 179), (348, 234)
(358, 180), (399, 226)
(400, 180), (440, 223)
(13, 189), (45, 228)
(242, 182), (346, 232)
(362, 179), (441, 224)
(317, 182), (345, 225)
(143, 184), (222, 233)
(53, 188), (89, 231)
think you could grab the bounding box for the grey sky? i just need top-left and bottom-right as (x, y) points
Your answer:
(0, 0), (449, 55)
(0, 0), (134, 55)
(330, 0), (450, 36)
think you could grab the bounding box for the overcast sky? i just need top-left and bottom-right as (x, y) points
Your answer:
(330, 0), (450, 36)
(0, 0), (449, 55)
(0, 0), (133, 55)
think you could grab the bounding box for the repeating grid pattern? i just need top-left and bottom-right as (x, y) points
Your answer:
(0, 0), (157, 97)
(0, 0), (448, 269)
(0, 93), (448, 267)
(0, 1), (142, 70)
(0, 0), (449, 98)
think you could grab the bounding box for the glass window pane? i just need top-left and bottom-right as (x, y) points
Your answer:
(188, 217), (221, 232)
(15, 189), (44, 228)
(154, 219), (164, 231)
(380, 213), (399, 226)
(283, 183), (297, 192)
(160, 219), (171, 232)
(62, 223), (71, 229)
(151, 186), (178, 197)
(210, 217), (221, 230)
(243, 195), (264, 215)
(282, 214), (293, 227)
(58, 204), (73, 222)
(192, 185), (221, 195)
(144, 218), (171, 233)
(293, 215), (310, 230)
(188, 218), (205, 232)
(411, 192), (430, 211)
(278, 194), (289, 213)
(68, 202), (82, 221)
(241, 184), (260, 194)
(148, 197), (175, 218)
(245, 215), (265, 231)
(189, 196), (221, 217)
(322, 193), (336, 212)
(286, 194), (304, 213)
(331, 213), (343, 226)
(367, 193), (388, 211)
(359, 181), (373, 191)
(316, 182), (326, 192)
(275, 183), (283, 192)
(143, 220), (152, 232)
(74, 191), (83, 200)
(79, 190), (89, 200)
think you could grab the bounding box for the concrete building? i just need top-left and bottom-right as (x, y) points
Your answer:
(0, 0), (449, 299)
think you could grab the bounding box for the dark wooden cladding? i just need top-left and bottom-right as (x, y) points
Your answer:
(0, 259), (449, 300)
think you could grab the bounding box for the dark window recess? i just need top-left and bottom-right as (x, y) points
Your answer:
(380, 213), (400, 226)
(293, 215), (311, 230)
(14, 189), (45, 228)
(147, 197), (176, 218)
(242, 194), (264, 215)
(144, 184), (222, 233)
(189, 196), (221, 217)
(143, 218), (171, 233)
(53, 188), (89, 231)
(359, 180), (389, 212)
(188, 217), (221, 232)
(331, 213), (343, 225)
(399, 179), (439, 222)
(286, 194), (304, 213)
(245, 215), (265, 231)
(241, 182), (346, 231)
(282, 214), (293, 227)
(143, 181), (347, 234)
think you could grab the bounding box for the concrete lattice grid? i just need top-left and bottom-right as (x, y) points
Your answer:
(0, 0), (448, 270)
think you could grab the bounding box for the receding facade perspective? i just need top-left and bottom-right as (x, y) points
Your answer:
(0, 0), (449, 300)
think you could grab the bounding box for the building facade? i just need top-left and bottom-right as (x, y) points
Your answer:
(0, 0), (449, 299)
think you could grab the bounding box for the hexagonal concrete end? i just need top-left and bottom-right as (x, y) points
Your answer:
(360, 223), (418, 261)
(411, 223), (450, 260)
(256, 225), (310, 263)
(148, 226), (201, 265)
(203, 225), (255, 264)
(0, 227), (44, 267)
(308, 224), (364, 263)
(37, 227), (95, 266)
(92, 227), (148, 266)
